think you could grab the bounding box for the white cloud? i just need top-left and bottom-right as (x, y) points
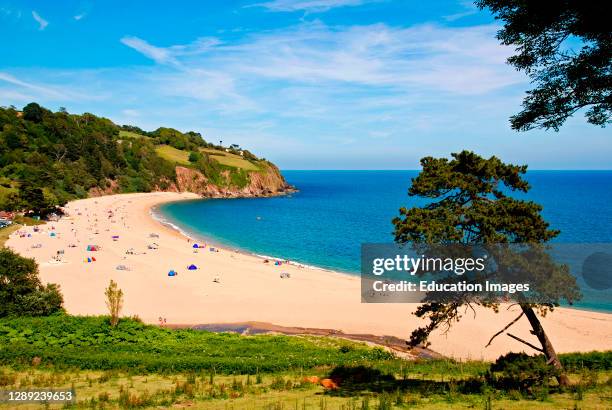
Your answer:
(222, 22), (520, 94)
(443, 1), (479, 21)
(0, 70), (105, 104)
(252, 0), (372, 13)
(31, 10), (48, 30)
(120, 36), (221, 66)
(0, 71), (64, 98)
(2, 21), (544, 168)
(120, 22), (520, 95)
(121, 109), (139, 117)
(120, 36), (177, 65)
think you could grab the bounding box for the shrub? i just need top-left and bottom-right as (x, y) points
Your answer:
(0, 248), (63, 317)
(488, 353), (559, 390)
(188, 151), (202, 163)
(105, 280), (123, 327)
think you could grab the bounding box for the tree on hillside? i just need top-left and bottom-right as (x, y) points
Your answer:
(19, 184), (55, 216)
(0, 248), (64, 317)
(23, 102), (45, 123)
(393, 151), (581, 385)
(477, 0), (611, 131)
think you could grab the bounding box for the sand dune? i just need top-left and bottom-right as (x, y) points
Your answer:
(6, 192), (611, 360)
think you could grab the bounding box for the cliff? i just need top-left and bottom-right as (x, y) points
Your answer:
(170, 162), (294, 198)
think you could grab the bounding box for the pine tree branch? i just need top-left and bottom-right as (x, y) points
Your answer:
(486, 312), (524, 347)
(507, 332), (544, 353)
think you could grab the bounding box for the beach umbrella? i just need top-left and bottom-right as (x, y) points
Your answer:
(187, 264), (198, 270)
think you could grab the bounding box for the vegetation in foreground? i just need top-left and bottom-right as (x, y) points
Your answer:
(0, 316), (611, 409)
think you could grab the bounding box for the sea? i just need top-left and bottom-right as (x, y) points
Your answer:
(157, 170), (612, 313)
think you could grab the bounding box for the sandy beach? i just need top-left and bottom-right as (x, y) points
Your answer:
(6, 192), (611, 360)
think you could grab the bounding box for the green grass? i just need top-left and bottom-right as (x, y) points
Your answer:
(0, 223), (20, 248)
(154, 145), (191, 166)
(201, 148), (261, 171)
(1, 366), (608, 409)
(118, 130), (149, 140)
(0, 216), (43, 247)
(0, 316), (394, 374)
(0, 364), (610, 409)
(155, 145), (260, 171)
(0, 316), (610, 409)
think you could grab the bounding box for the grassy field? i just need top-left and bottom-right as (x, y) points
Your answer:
(155, 145), (260, 171)
(201, 148), (261, 171)
(0, 223), (20, 247)
(0, 316), (610, 409)
(1, 366), (610, 409)
(154, 145), (191, 166)
(0, 216), (45, 247)
(118, 130), (148, 140)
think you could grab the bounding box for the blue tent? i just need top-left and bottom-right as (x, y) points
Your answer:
(168, 270), (177, 277)
(192, 244), (199, 248)
(187, 264), (197, 270)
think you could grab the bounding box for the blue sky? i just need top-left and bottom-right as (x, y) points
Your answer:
(1, 0), (610, 169)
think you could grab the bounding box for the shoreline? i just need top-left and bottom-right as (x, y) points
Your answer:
(153, 200), (612, 316)
(6, 192), (612, 361)
(151, 202), (350, 277)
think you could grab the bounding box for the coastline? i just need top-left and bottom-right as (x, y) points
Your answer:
(151, 202), (348, 277)
(6, 192), (612, 361)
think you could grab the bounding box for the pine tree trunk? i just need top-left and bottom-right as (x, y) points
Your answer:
(519, 304), (570, 386)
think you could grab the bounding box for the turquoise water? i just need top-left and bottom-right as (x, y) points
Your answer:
(158, 170), (612, 312)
